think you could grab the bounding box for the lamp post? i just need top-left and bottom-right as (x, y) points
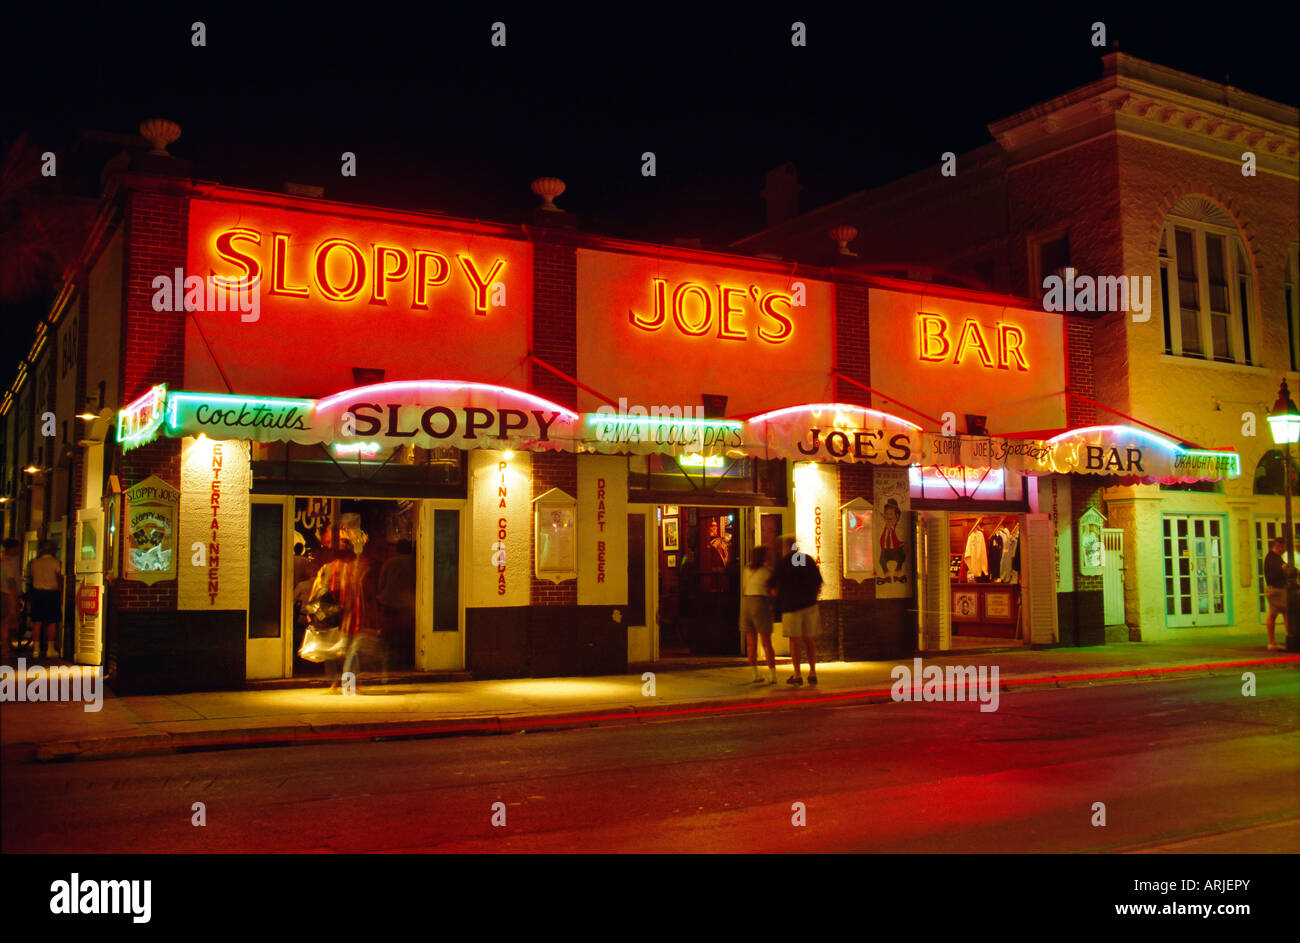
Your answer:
(1268, 379), (1300, 653)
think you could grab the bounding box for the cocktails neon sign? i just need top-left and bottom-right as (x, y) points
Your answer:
(210, 228), (508, 315)
(917, 313), (1029, 371)
(629, 278), (795, 344)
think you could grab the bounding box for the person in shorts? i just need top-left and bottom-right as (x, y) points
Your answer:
(739, 545), (776, 684)
(1264, 537), (1290, 652)
(27, 541), (64, 660)
(770, 534), (823, 685)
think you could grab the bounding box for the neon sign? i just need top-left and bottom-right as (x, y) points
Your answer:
(211, 228), (508, 315)
(167, 392), (315, 440)
(679, 453), (725, 468)
(917, 313), (1029, 371)
(117, 384), (167, 451)
(629, 278), (795, 344)
(334, 442), (381, 457)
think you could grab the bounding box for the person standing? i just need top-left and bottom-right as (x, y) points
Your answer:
(377, 539), (416, 678)
(771, 535), (823, 685)
(1, 539), (21, 663)
(309, 536), (374, 692)
(28, 541), (64, 660)
(1264, 536), (1290, 651)
(739, 545), (777, 683)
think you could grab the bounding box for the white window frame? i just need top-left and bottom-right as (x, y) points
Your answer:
(1160, 216), (1256, 365)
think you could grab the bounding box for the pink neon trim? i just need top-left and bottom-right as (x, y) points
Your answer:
(747, 402), (923, 430)
(314, 380), (579, 419)
(1047, 424), (1181, 450)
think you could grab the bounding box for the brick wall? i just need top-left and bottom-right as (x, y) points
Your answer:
(1070, 477), (1104, 593)
(833, 282), (870, 405)
(1065, 316), (1097, 428)
(117, 183), (189, 612)
(122, 188), (189, 403)
(530, 241), (577, 410)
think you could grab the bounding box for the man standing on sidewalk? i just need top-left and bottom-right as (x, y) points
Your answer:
(771, 535), (822, 685)
(27, 541), (64, 660)
(1264, 536), (1291, 652)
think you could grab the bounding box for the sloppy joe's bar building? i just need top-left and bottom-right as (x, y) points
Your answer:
(3, 168), (1241, 692)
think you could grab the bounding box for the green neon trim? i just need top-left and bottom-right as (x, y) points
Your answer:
(1178, 449), (1242, 477)
(165, 391), (317, 433)
(117, 384), (167, 451)
(584, 413), (742, 430)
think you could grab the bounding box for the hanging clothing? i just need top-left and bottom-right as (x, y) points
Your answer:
(988, 530), (1005, 581)
(963, 526), (988, 581)
(1001, 530), (1020, 583)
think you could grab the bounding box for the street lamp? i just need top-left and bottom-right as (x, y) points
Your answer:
(1268, 378), (1300, 653)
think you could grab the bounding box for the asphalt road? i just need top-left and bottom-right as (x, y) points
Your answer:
(3, 669), (1298, 853)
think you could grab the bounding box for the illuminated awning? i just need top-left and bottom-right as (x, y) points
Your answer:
(119, 389), (1241, 482)
(1043, 425), (1240, 482)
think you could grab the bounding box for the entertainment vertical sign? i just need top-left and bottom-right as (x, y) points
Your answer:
(178, 438), (252, 611)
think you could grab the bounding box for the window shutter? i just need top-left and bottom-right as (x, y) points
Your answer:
(1023, 513), (1059, 645)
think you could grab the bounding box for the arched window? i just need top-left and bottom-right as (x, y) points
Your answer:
(1159, 196), (1255, 364)
(1253, 449), (1300, 496)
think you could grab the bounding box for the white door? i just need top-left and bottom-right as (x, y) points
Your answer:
(1022, 513), (1059, 645)
(918, 511), (950, 651)
(246, 495), (293, 679)
(418, 499), (465, 671)
(1102, 528), (1125, 624)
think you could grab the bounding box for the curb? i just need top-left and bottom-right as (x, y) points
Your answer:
(25, 656), (1300, 762)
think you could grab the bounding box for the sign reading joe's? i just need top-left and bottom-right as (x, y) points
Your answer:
(122, 475), (179, 584)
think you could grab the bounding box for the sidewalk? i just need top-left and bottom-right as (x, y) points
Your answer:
(2, 636), (1296, 762)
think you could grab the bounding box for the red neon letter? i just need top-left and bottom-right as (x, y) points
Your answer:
(314, 238), (367, 301)
(212, 228), (262, 287)
(371, 245), (411, 306)
(917, 313), (950, 362)
(672, 281), (712, 336)
(630, 278), (668, 332)
(412, 250), (451, 309)
(458, 256), (506, 317)
(998, 323), (1029, 371)
(716, 286), (747, 340)
(757, 291), (793, 344)
(953, 318), (994, 368)
(268, 232), (309, 298)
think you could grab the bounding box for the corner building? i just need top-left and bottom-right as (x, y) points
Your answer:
(738, 53), (1299, 643)
(2, 155), (1240, 691)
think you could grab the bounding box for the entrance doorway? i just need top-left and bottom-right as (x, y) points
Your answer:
(655, 505), (741, 655)
(289, 498), (419, 677)
(948, 512), (1024, 643)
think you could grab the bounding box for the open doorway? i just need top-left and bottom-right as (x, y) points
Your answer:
(290, 497), (418, 677)
(655, 505), (741, 656)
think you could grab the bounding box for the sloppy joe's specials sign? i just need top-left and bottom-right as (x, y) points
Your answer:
(185, 198), (532, 398)
(122, 476), (179, 585)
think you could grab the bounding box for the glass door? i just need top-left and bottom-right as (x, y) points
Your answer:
(1163, 515), (1227, 626)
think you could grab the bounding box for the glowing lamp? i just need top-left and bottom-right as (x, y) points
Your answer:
(77, 413), (99, 421)
(24, 465), (40, 475)
(1268, 380), (1300, 445)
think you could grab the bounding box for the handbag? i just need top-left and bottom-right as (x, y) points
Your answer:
(299, 626), (346, 662)
(305, 590), (343, 630)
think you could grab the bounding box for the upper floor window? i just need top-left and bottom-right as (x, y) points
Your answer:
(1159, 197), (1255, 365)
(1030, 231), (1070, 303)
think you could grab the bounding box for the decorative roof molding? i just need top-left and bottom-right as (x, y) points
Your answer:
(988, 54), (1298, 170)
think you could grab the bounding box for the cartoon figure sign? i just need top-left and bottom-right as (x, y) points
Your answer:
(873, 467), (912, 598)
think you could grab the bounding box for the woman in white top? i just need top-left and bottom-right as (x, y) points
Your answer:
(739, 545), (777, 684)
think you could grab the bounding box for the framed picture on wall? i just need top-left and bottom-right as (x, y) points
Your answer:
(687, 508), (698, 526)
(663, 505), (678, 517)
(952, 589), (980, 622)
(667, 554), (677, 568)
(663, 517), (680, 551)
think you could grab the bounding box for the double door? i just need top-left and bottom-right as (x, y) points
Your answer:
(1162, 514), (1226, 626)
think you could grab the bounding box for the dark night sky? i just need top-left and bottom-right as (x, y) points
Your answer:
(2, 5), (1296, 389)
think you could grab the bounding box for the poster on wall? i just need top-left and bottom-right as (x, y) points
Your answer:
(122, 475), (179, 585)
(873, 467), (912, 598)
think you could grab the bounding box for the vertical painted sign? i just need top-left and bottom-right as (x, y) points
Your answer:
(122, 475), (179, 585)
(873, 467), (912, 598)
